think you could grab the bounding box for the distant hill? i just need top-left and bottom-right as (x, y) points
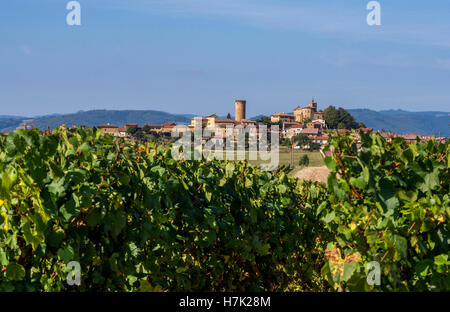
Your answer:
(0, 110), (191, 132)
(0, 115), (27, 119)
(250, 115), (265, 121)
(348, 109), (450, 137)
(1, 108), (449, 137)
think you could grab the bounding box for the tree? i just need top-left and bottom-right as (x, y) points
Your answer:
(258, 116), (272, 125)
(282, 138), (292, 147)
(226, 113), (232, 119)
(126, 126), (138, 135)
(292, 133), (311, 148)
(310, 142), (321, 151)
(299, 154), (310, 167)
(143, 125), (151, 133)
(323, 106), (360, 129)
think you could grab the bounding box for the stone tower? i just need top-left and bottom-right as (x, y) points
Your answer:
(309, 98), (317, 110)
(235, 100), (246, 122)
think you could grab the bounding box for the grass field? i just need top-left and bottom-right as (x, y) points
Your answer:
(218, 148), (324, 172)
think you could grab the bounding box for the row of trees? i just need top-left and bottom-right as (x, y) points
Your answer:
(323, 106), (366, 129)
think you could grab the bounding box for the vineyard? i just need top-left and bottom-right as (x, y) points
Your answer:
(0, 127), (448, 291)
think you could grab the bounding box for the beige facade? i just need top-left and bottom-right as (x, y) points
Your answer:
(98, 124), (119, 136)
(271, 113), (295, 123)
(294, 99), (320, 123)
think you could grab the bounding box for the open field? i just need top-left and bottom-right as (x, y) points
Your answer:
(292, 166), (330, 183)
(221, 148), (324, 168)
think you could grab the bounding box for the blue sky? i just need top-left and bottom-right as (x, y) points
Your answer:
(1, 0), (449, 117)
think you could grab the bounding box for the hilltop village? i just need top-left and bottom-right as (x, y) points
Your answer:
(90, 99), (446, 146)
(3, 99), (446, 147)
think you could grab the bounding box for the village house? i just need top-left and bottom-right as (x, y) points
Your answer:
(97, 123), (119, 136)
(161, 122), (176, 134)
(314, 136), (330, 145)
(145, 124), (163, 133)
(117, 126), (128, 138)
(402, 134), (423, 143)
(271, 112), (295, 123)
(300, 127), (320, 138)
(306, 120), (325, 129)
(284, 124), (304, 139)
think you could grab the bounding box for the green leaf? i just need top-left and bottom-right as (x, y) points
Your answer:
(316, 202), (327, 216)
(415, 260), (433, 277)
(379, 178), (394, 200)
(57, 246), (75, 264)
(5, 263), (25, 281)
(397, 190), (418, 202)
(258, 243), (271, 256)
(225, 163), (235, 177)
(434, 254), (449, 266)
(78, 142), (90, 154)
(324, 156), (337, 171)
(23, 221), (45, 251)
(110, 210), (127, 238)
(60, 197), (80, 222)
(393, 235), (408, 259)
(277, 184), (287, 194)
(205, 191), (212, 202)
(47, 226), (66, 248)
(323, 211), (335, 224)
(422, 171), (440, 192)
(0, 166), (18, 195)
(342, 262), (357, 282)
(350, 175), (367, 189)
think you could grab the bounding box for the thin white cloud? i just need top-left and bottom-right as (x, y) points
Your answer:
(436, 58), (450, 70)
(99, 0), (450, 48)
(20, 45), (32, 55)
(320, 50), (429, 69)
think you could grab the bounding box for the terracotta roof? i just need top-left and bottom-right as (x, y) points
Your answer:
(272, 112), (294, 117)
(163, 122), (176, 128)
(118, 127), (127, 132)
(403, 134), (422, 140)
(301, 128), (320, 135)
(283, 122), (304, 129)
(215, 119), (236, 123)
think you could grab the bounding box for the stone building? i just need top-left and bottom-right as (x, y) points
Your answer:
(271, 112), (295, 123)
(235, 100), (246, 122)
(294, 99), (324, 123)
(189, 100), (264, 141)
(97, 123), (119, 136)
